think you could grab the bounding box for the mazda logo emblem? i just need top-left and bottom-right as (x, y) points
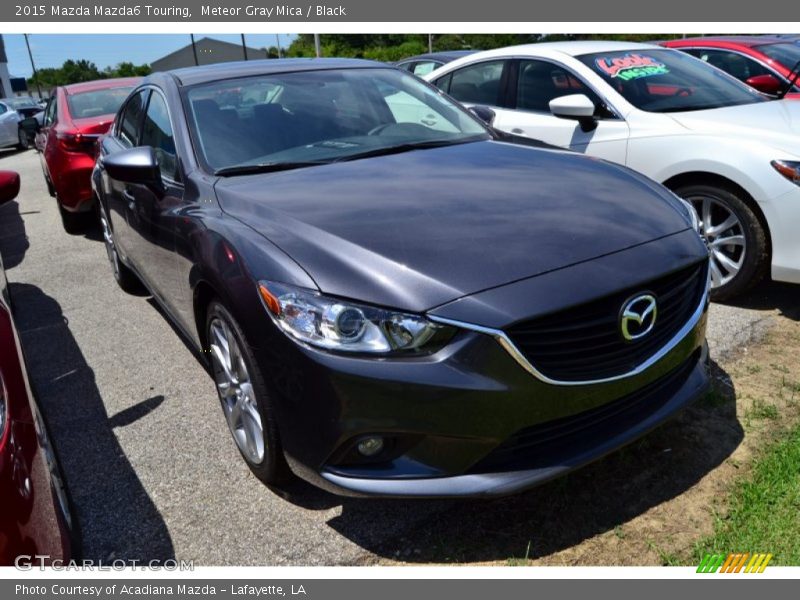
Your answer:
(620, 294), (658, 341)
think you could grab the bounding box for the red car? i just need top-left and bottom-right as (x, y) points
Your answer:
(35, 77), (140, 232)
(0, 171), (77, 566)
(662, 36), (800, 97)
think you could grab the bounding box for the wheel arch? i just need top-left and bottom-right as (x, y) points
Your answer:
(662, 170), (773, 259)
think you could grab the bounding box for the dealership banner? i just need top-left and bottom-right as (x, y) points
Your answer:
(4, 579), (799, 599)
(2, 0), (798, 22)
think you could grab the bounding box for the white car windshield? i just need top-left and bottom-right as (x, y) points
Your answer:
(578, 49), (768, 113)
(184, 67), (490, 173)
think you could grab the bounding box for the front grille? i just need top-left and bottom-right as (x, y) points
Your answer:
(506, 260), (707, 382)
(468, 352), (699, 474)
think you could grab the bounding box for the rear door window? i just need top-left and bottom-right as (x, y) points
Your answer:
(435, 60), (506, 106)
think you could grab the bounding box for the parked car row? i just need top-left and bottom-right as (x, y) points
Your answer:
(12, 39), (798, 502)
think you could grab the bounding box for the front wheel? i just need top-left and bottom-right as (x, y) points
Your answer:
(206, 301), (287, 485)
(675, 183), (769, 301)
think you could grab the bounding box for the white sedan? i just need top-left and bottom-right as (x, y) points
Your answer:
(425, 41), (800, 299)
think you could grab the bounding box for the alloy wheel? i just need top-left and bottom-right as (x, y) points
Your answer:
(688, 194), (746, 288)
(208, 317), (265, 464)
(98, 203), (121, 280)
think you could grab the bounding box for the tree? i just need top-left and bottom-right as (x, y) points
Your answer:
(28, 59), (152, 89)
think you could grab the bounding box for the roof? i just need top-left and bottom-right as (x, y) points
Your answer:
(462, 40), (662, 61)
(164, 58), (385, 86)
(63, 77), (142, 94)
(664, 36), (792, 48)
(397, 50), (478, 63)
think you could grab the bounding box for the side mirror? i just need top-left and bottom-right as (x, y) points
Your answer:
(468, 105), (496, 126)
(549, 94), (598, 131)
(745, 73), (782, 95)
(0, 171), (21, 206)
(103, 146), (161, 186)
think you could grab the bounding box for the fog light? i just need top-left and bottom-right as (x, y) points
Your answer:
(357, 436), (384, 457)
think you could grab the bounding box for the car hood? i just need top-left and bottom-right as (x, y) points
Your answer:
(215, 140), (692, 313)
(668, 99), (800, 157)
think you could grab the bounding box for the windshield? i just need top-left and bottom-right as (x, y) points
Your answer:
(754, 42), (800, 68)
(577, 49), (767, 113)
(5, 97), (40, 109)
(66, 87), (134, 119)
(184, 67), (490, 173)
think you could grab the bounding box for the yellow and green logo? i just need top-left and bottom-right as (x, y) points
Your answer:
(697, 552), (772, 573)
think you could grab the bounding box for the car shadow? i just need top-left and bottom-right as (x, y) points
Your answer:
(719, 280), (800, 321)
(278, 359), (742, 563)
(0, 197), (30, 269)
(8, 282), (175, 562)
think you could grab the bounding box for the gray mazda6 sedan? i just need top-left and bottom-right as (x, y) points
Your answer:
(92, 58), (711, 497)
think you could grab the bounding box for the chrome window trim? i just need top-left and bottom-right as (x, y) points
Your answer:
(428, 264), (709, 387)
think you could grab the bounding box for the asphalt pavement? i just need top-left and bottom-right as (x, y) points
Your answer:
(0, 147), (775, 565)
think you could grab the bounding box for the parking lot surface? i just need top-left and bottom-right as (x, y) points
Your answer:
(0, 148), (774, 565)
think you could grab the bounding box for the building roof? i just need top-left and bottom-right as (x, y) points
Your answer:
(151, 37), (265, 69)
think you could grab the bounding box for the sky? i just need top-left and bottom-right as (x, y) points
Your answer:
(2, 34), (298, 78)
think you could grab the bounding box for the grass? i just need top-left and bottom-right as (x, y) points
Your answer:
(694, 424), (800, 565)
(506, 541), (533, 566)
(744, 397), (779, 425)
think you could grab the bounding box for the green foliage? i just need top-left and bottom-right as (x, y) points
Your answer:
(285, 33), (686, 61)
(28, 59), (151, 89)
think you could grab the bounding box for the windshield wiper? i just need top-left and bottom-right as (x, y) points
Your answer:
(331, 137), (482, 163)
(776, 59), (800, 99)
(214, 161), (326, 176)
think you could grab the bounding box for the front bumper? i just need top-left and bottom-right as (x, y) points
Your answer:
(265, 298), (709, 498)
(319, 343), (709, 498)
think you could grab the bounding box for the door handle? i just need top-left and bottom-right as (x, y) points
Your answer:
(122, 188), (135, 209)
(511, 128), (524, 134)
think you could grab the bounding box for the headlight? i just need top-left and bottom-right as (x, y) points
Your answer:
(258, 281), (455, 354)
(670, 193), (702, 237)
(678, 197), (702, 235)
(771, 160), (800, 185)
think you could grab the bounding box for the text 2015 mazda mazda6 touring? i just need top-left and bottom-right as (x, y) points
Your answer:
(92, 59), (710, 498)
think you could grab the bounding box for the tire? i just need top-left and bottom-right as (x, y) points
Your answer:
(675, 182), (769, 302)
(206, 301), (288, 485)
(58, 201), (89, 234)
(16, 128), (31, 151)
(98, 200), (142, 293)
